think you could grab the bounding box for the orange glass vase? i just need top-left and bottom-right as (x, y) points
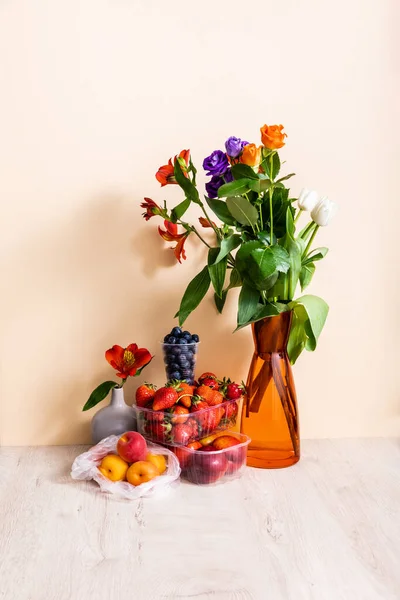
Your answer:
(240, 311), (300, 469)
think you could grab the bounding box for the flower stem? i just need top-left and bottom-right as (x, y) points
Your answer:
(304, 225), (319, 257)
(269, 154), (274, 243)
(198, 199), (222, 241)
(190, 225), (212, 249)
(294, 211), (302, 225)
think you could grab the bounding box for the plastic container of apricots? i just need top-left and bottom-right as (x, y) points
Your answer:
(165, 431), (251, 485)
(71, 434), (180, 500)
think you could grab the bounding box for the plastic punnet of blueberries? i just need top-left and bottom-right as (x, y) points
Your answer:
(162, 327), (200, 384)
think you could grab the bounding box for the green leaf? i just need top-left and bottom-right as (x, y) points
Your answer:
(299, 263), (316, 291)
(235, 302), (282, 331)
(276, 173), (295, 184)
(171, 198), (191, 222)
(248, 178), (271, 194)
(226, 196), (259, 227)
(280, 207), (303, 299)
(237, 282), (260, 325)
(214, 290), (228, 313)
(303, 247), (329, 265)
(235, 241), (263, 279)
(214, 234), (242, 264)
(205, 196), (236, 226)
(288, 295), (329, 362)
(262, 152), (281, 180)
(208, 248), (227, 298)
(218, 179), (252, 198)
(82, 381), (118, 412)
(231, 164), (259, 180)
(174, 160), (200, 203)
(176, 266), (211, 325)
(228, 268), (242, 288)
(269, 245), (291, 273)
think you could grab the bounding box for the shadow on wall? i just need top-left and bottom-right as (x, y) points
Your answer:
(2, 192), (252, 445)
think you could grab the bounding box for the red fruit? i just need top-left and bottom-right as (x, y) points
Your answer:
(186, 451), (228, 484)
(172, 423), (193, 445)
(135, 383), (157, 407)
(206, 390), (223, 406)
(205, 406), (225, 431)
(152, 387), (179, 411)
(212, 435), (240, 450)
(174, 441), (201, 469)
(171, 405), (189, 424)
(195, 385), (214, 403)
(225, 382), (244, 400)
(190, 399), (211, 430)
(176, 382), (194, 408)
(198, 372), (217, 383)
(145, 420), (172, 442)
(224, 400), (239, 421)
(200, 377), (219, 390)
(187, 418), (199, 438)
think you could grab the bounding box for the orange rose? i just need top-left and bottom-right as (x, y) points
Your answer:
(260, 124), (287, 150)
(240, 144), (262, 167)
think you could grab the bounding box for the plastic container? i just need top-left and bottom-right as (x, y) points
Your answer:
(166, 431), (251, 485)
(161, 341), (199, 384)
(132, 397), (241, 446)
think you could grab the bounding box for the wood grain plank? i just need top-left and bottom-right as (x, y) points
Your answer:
(0, 440), (399, 600)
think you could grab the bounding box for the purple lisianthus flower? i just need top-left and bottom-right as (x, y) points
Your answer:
(225, 136), (249, 158)
(203, 150), (229, 177)
(205, 169), (234, 199)
(205, 176), (224, 199)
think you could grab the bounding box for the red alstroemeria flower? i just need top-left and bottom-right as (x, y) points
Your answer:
(156, 149), (190, 186)
(141, 197), (162, 221)
(105, 344), (152, 379)
(158, 220), (189, 263)
(199, 217), (217, 228)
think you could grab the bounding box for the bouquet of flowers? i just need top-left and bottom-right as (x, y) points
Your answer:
(142, 124), (336, 363)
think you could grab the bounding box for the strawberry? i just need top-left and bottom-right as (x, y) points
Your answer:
(135, 383), (157, 407)
(198, 372), (217, 384)
(145, 420), (172, 442)
(200, 376), (219, 390)
(152, 387), (179, 411)
(225, 382), (244, 400)
(172, 423), (193, 445)
(224, 400), (239, 421)
(205, 406), (225, 431)
(195, 385), (214, 403)
(187, 418), (199, 438)
(176, 382), (195, 408)
(171, 405), (189, 424)
(205, 390), (223, 406)
(190, 399), (211, 430)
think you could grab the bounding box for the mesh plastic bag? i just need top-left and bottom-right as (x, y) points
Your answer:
(71, 435), (181, 500)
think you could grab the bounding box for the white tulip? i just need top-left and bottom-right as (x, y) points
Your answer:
(311, 197), (337, 227)
(297, 188), (319, 212)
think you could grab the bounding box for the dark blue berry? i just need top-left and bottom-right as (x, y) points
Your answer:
(167, 336), (177, 344)
(171, 326), (182, 337)
(164, 334), (170, 342)
(178, 338), (188, 345)
(191, 334), (199, 342)
(178, 356), (189, 367)
(171, 347), (181, 356)
(183, 334), (192, 341)
(170, 370), (181, 380)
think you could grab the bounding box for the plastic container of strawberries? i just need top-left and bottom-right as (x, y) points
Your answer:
(132, 398), (241, 446)
(164, 431), (251, 485)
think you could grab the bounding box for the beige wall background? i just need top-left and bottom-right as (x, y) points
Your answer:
(0, 0), (399, 445)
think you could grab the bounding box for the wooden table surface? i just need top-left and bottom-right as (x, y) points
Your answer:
(0, 439), (399, 600)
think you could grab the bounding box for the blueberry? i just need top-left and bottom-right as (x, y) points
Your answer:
(171, 326), (182, 337)
(170, 370), (181, 379)
(191, 334), (199, 342)
(178, 356), (189, 367)
(178, 338), (188, 345)
(167, 336), (177, 344)
(171, 347), (181, 356)
(183, 334), (192, 342)
(164, 334), (171, 342)
(185, 350), (193, 359)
